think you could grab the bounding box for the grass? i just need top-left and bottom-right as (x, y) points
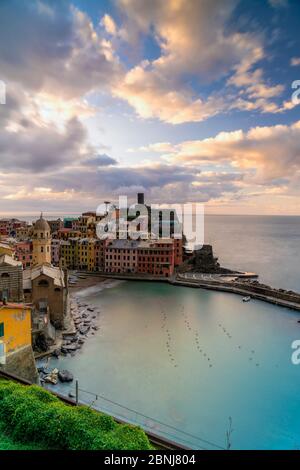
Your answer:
(0, 379), (47, 450)
(0, 422), (48, 450)
(0, 379), (153, 450)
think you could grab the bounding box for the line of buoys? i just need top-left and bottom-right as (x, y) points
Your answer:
(194, 330), (213, 367)
(216, 323), (262, 369)
(162, 310), (178, 368)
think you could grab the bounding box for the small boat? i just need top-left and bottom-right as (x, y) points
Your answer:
(243, 296), (251, 302)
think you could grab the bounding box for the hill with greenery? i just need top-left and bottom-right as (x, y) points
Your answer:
(0, 422), (47, 450)
(0, 380), (152, 450)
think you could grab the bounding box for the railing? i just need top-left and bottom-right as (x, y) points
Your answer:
(42, 380), (226, 451)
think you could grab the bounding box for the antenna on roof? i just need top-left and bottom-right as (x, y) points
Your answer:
(104, 201), (110, 215)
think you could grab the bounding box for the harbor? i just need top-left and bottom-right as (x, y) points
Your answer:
(38, 279), (300, 450)
(174, 273), (300, 312)
(66, 270), (300, 313)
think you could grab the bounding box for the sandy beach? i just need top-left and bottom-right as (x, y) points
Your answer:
(68, 272), (108, 292)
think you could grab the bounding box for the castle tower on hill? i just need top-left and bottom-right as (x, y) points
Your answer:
(32, 214), (51, 266)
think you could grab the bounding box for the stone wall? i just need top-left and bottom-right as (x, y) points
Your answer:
(0, 264), (23, 302)
(233, 281), (300, 303)
(0, 345), (38, 383)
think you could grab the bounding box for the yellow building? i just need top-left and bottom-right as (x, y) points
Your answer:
(0, 303), (32, 355)
(60, 238), (79, 270)
(78, 239), (95, 271)
(0, 302), (37, 382)
(32, 215), (51, 266)
(0, 242), (15, 258)
(59, 238), (98, 272)
(88, 239), (95, 271)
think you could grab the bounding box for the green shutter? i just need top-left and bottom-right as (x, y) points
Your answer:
(0, 323), (4, 338)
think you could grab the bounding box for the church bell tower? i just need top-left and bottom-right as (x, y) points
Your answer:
(32, 214), (52, 266)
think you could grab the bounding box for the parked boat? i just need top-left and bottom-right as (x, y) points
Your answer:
(243, 296), (251, 302)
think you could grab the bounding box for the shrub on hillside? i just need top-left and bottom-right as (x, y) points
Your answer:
(100, 424), (154, 450)
(0, 381), (152, 450)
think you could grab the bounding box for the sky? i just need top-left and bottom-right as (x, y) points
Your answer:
(1, 0), (300, 215)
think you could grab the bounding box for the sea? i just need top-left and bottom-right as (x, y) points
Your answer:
(28, 215), (300, 449)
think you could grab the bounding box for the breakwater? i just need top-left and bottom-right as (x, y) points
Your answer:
(75, 271), (300, 312)
(174, 275), (300, 312)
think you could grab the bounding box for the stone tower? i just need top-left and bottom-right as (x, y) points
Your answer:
(32, 214), (51, 266)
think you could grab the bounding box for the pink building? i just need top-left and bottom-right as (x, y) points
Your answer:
(105, 238), (180, 278)
(15, 241), (33, 269)
(105, 240), (138, 274)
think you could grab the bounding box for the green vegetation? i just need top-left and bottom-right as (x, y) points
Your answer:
(0, 380), (152, 450)
(0, 422), (47, 450)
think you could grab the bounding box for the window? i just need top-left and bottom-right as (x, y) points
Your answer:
(38, 279), (49, 287)
(1, 273), (9, 278)
(0, 323), (4, 338)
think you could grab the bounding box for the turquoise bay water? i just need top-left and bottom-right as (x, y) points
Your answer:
(48, 281), (300, 450)
(28, 214), (300, 448)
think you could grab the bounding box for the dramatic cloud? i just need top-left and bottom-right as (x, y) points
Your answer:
(0, 0), (290, 128)
(0, 1), (123, 183)
(0, 0), (299, 215)
(114, 0), (285, 123)
(83, 154), (118, 167)
(164, 121), (300, 183)
(0, 0), (121, 99)
(0, 117), (89, 172)
(115, 63), (224, 124)
(101, 14), (118, 36)
(0, 159), (244, 214)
